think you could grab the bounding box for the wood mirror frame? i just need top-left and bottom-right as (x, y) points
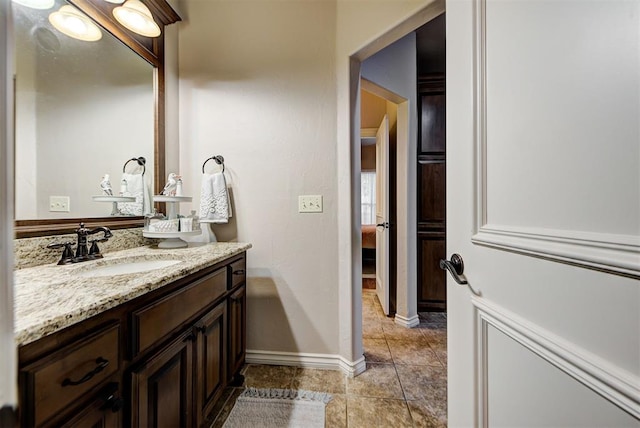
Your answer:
(14, 0), (180, 238)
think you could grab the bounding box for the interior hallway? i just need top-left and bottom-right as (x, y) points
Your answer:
(209, 289), (447, 427)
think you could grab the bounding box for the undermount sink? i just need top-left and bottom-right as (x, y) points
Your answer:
(75, 259), (183, 277)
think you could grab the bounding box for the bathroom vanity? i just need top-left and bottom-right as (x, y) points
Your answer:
(14, 242), (250, 427)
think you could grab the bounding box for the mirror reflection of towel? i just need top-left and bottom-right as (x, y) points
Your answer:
(200, 172), (231, 223)
(119, 173), (152, 216)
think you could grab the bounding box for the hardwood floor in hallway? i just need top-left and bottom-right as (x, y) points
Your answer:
(209, 289), (447, 427)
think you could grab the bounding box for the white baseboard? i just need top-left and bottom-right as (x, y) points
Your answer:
(246, 350), (366, 377)
(394, 313), (420, 328)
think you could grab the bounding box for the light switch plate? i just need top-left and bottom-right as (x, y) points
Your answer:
(298, 195), (323, 213)
(49, 196), (70, 212)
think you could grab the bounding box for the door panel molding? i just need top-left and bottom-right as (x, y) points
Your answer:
(473, 297), (640, 423)
(471, 0), (640, 278)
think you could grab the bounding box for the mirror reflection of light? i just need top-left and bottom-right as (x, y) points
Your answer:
(119, 9), (146, 31)
(12, 0), (55, 10)
(63, 15), (87, 35)
(113, 0), (160, 38)
(48, 5), (103, 42)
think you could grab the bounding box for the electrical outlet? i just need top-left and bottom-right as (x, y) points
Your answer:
(49, 196), (70, 212)
(298, 195), (323, 213)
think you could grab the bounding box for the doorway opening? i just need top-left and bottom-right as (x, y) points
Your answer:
(351, 9), (448, 425)
(358, 79), (405, 317)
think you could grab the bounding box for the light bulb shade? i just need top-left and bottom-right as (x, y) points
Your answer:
(103, 0), (125, 3)
(113, 0), (160, 38)
(49, 5), (103, 41)
(12, 0), (55, 10)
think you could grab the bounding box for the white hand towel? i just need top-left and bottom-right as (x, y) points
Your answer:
(119, 173), (151, 216)
(200, 172), (231, 223)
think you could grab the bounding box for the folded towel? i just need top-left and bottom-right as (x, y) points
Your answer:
(119, 173), (152, 216)
(200, 172), (231, 223)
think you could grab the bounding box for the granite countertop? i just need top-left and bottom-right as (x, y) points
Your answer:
(14, 242), (252, 347)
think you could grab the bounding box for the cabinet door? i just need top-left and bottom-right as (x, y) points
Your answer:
(130, 330), (194, 428)
(195, 302), (227, 427)
(228, 284), (246, 381)
(60, 385), (122, 428)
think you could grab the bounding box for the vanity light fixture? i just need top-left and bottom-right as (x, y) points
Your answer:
(103, 0), (125, 3)
(12, 0), (55, 10)
(113, 0), (160, 38)
(49, 5), (103, 41)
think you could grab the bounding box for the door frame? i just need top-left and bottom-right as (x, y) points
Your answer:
(360, 78), (409, 320)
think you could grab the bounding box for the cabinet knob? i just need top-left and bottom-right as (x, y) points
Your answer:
(107, 396), (124, 413)
(233, 269), (245, 276)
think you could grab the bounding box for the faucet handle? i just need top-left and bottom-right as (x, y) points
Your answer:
(47, 242), (75, 265)
(88, 236), (109, 258)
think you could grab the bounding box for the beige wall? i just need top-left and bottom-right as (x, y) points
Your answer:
(360, 89), (386, 129)
(360, 89), (385, 171)
(172, 0), (439, 365)
(178, 0), (339, 355)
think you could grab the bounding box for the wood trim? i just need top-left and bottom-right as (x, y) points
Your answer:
(15, 217), (143, 238)
(14, 0), (180, 238)
(474, 296), (640, 421)
(154, 34), (167, 215)
(145, 0), (182, 26)
(14, 217), (144, 238)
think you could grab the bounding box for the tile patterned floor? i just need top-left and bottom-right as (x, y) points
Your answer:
(209, 289), (447, 427)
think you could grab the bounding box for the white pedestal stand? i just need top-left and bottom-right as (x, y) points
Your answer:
(92, 195), (136, 216)
(199, 220), (219, 243)
(143, 230), (201, 248)
(144, 195), (196, 248)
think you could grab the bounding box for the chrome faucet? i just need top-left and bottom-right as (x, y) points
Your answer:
(47, 223), (113, 265)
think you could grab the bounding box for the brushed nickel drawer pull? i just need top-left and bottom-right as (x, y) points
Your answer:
(233, 269), (245, 275)
(61, 357), (109, 387)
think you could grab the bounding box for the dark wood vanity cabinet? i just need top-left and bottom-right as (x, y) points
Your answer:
(227, 284), (246, 382)
(131, 328), (195, 428)
(18, 252), (247, 428)
(194, 301), (228, 427)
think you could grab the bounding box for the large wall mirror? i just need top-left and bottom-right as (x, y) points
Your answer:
(12, 0), (179, 237)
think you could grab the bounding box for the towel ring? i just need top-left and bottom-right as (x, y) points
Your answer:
(123, 157), (146, 175)
(202, 155), (225, 173)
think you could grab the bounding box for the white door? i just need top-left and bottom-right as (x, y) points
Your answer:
(375, 114), (390, 315)
(447, 1), (640, 426)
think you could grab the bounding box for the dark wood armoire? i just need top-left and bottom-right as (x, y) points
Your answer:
(416, 15), (447, 312)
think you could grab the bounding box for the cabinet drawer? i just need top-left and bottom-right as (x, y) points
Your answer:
(132, 267), (227, 356)
(229, 257), (246, 289)
(22, 324), (120, 427)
